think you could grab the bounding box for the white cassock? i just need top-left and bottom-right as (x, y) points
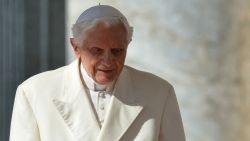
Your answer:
(10, 59), (186, 141)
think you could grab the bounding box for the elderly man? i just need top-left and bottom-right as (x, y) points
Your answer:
(10, 5), (185, 141)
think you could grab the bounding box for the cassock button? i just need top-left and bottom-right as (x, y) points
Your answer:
(100, 105), (105, 110)
(99, 91), (106, 98)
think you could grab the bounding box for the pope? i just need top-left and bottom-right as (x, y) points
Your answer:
(10, 5), (186, 141)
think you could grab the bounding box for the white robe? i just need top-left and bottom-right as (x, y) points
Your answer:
(10, 59), (186, 141)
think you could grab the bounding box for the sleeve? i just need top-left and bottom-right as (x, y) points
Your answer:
(9, 85), (41, 141)
(158, 85), (186, 141)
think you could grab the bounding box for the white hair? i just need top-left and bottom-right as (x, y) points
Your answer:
(71, 17), (133, 46)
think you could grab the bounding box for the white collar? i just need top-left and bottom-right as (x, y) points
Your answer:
(80, 63), (115, 92)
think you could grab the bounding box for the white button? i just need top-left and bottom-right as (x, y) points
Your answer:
(99, 92), (106, 98)
(100, 105), (104, 110)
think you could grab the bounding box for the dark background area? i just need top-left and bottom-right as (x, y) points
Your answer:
(0, 0), (65, 140)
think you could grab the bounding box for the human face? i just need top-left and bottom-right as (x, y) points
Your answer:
(71, 23), (128, 84)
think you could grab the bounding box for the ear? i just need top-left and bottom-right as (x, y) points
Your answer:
(70, 38), (81, 58)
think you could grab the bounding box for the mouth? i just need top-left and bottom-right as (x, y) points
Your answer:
(97, 69), (113, 73)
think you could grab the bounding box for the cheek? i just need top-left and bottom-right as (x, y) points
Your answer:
(80, 55), (98, 75)
(116, 57), (126, 70)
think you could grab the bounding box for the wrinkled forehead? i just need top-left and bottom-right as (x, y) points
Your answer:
(75, 5), (128, 25)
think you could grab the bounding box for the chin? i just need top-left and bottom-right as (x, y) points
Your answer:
(96, 77), (114, 85)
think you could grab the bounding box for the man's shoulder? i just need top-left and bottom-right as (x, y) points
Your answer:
(20, 65), (67, 89)
(123, 66), (174, 106)
(22, 60), (79, 85)
(124, 65), (172, 88)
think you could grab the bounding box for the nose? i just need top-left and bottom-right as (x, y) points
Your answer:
(102, 51), (114, 67)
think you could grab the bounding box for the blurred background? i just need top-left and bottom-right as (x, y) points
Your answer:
(1, 0), (250, 141)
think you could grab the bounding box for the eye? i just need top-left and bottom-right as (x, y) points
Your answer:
(111, 48), (124, 57)
(89, 47), (103, 56)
